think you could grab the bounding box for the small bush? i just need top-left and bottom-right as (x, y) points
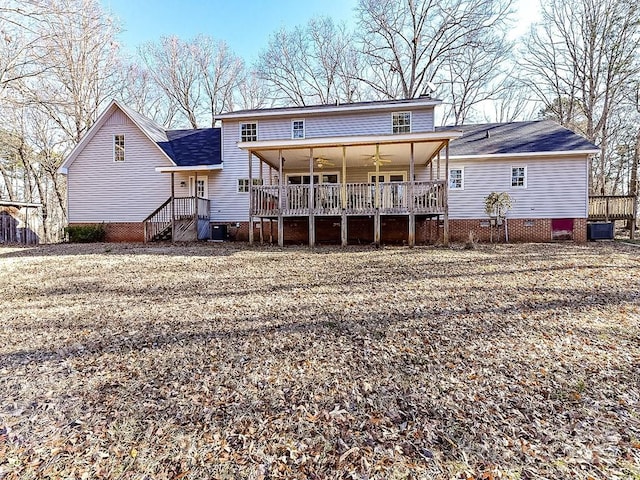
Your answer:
(65, 224), (106, 243)
(464, 230), (478, 249)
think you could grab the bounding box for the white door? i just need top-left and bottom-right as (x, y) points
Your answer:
(189, 176), (208, 199)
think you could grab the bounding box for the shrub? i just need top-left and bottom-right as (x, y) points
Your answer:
(65, 224), (106, 243)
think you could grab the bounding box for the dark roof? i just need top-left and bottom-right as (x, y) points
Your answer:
(438, 120), (598, 156)
(165, 129), (222, 167)
(118, 103), (221, 166)
(220, 96), (442, 117)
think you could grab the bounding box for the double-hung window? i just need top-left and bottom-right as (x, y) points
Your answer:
(114, 134), (125, 162)
(511, 166), (526, 188)
(292, 120), (305, 139)
(238, 178), (263, 193)
(240, 123), (257, 142)
(449, 168), (464, 190)
(392, 112), (411, 134)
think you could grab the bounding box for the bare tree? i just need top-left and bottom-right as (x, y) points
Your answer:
(256, 17), (362, 106)
(522, 0), (640, 193)
(355, 0), (514, 100)
(235, 70), (271, 111)
(440, 30), (513, 125)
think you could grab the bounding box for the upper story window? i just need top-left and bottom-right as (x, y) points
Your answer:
(392, 112), (411, 134)
(292, 120), (305, 139)
(511, 166), (527, 188)
(449, 168), (464, 190)
(114, 134), (125, 162)
(240, 122), (257, 142)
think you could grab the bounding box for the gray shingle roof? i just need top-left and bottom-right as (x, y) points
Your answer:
(118, 103), (221, 167)
(437, 120), (598, 156)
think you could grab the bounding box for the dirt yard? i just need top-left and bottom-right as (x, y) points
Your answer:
(0, 242), (639, 479)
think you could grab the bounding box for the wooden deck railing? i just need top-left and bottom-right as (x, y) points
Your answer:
(144, 196), (210, 242)
(588, 195), (636, 221)
(251, 181), (446, 216)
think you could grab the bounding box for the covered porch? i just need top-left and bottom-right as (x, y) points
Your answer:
(145, 165), (219, 242)
(239, 131), (462, 247)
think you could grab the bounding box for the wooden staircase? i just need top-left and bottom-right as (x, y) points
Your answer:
(143, 197), (211, 242)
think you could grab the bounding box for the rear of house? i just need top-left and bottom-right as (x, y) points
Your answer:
(59, 98), (598, 244)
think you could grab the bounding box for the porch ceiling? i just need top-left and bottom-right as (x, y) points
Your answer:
(240, 131), (462, 170)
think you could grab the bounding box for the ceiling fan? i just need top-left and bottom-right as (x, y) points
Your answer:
(314, 157), (335, 169)
(363, 145), (392, 166)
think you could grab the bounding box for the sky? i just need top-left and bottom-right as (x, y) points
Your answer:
(102, 0), (360, 62)
(102, 0), (541, 63)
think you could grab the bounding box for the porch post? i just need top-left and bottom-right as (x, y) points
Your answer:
(308, 148), (315, 248)
(341, 145), (348, 247)
(444, 141), (450, 247)
(409, 142), (415, 247)
(259, 160), (264, 244)
(171, 172), (175, 243)
(248, 151), (253, 245)
(194, 171), (198, 240)
(278, 150), (284, 247)
(374, 144), (381, 246)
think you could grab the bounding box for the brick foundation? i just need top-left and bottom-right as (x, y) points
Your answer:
(222, 216), (588, 245)
(68, 222), (144, 243)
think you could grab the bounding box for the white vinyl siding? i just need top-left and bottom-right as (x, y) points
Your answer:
(253, 108), (435, 140)
(442, 156), (588, 219)
(67, 106), (173, 223)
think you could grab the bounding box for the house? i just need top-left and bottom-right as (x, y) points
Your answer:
(58, 97), (599, 245)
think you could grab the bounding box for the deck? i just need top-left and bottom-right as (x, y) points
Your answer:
(251, 181), (446, 217)
(588, 195), (636, 221)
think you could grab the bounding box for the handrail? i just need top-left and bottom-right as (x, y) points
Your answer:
(588, 195), (635, 220)
(144, 196), (210, 242)
(250, 180), (447, 216)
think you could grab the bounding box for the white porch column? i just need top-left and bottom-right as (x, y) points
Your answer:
(409, 142), (415, 247)
(443, 141), (450, 247)
(374, 144), (381, 246)
(194, 171), (198, 240)
(308, 148), (315, 248)
(341, 145), (348, 247)
(278, 150), (284, 247)
(259, 160), (264, 244)
(170, 172), (175, 243)
(248, 151), (253, 245)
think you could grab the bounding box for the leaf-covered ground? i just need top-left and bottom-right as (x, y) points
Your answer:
(0, 242), (639, 479)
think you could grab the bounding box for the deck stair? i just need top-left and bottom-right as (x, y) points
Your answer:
(143, 196), (210, 242)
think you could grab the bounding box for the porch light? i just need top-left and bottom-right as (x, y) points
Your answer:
(180, 181), (186, 187)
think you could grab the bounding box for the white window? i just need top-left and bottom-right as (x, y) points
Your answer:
(392, 112), (411, 134)
(449, 168), (464, 189)
(511, 166), (526, 188)
(114, 134), (125, 162)
(286, 173), (339, 184)
(367, 171), (407, 183)
(240, 122), (257, 142)
(189, 176), (208, 198)
(237, 178), (263, 193)
(292, 120), (305, 139)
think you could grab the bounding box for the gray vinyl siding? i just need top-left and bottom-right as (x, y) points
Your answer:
(257, 108), (435, 140)
(443, 156), (588, 219)
(67, 107), (173, 223)
(210, 122), (262, 222)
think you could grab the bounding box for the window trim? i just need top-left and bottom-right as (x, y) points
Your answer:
(239, 122), (258, 142)
(237, 177), (263, 193)
(449, 167), (464, 190)
(113, 134), (125, 162)
(291, 119), (305, 139)
(511, 165), (527, 189)
(391, 112), (412, 134)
